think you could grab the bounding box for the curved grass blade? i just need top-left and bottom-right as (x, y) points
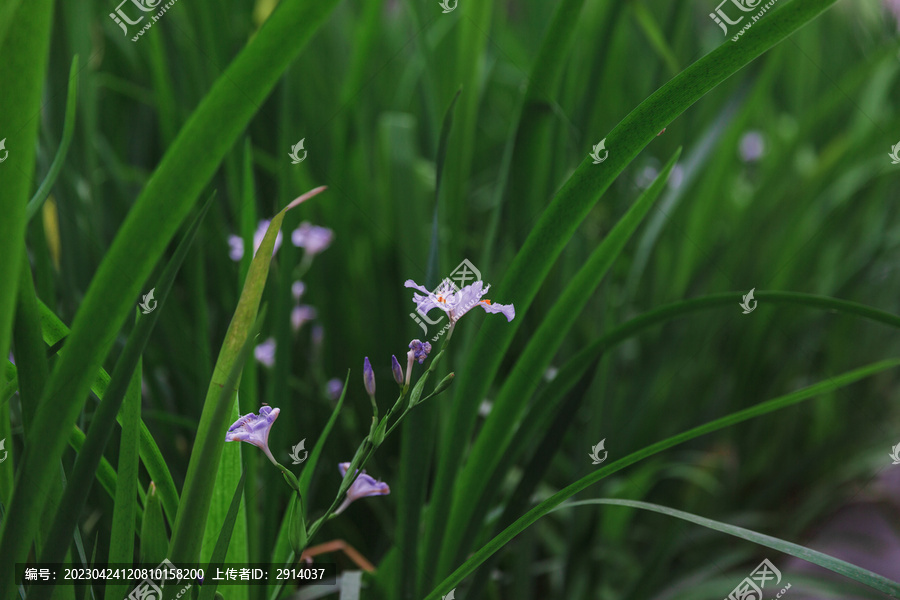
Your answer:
(0, 0), (53, 386)
(31, 192), (217, 595)
(105, 355), (143, 600)
(422, 357), (900, 599)
(437, 149), (681, 574)
(555, 499), (900, 598)
(0, 0), (340, 585)
(426, 0), (841, 568)
(169, 187), (326, 566)
(198, 473), (247, 600)
(26, 55), (79, 223)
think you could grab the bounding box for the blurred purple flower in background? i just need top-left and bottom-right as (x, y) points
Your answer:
(254, 337), (276, 368)
(334, 462), (390, 515)
(225, 405), (280, 465)
(291, 305), (317, 333)
(291, 222), (334, 256)
(885, 0), (900, 29)
(291, 280), (306, 301)
(227, 220), (283, 262)
(326, 378), (344, 400)
(228, 235), (244, 261)
(739, 131), (765, 163)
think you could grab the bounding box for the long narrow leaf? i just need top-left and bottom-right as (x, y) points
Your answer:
(423, 357), (900, 599)
(555, 499), (900, 598)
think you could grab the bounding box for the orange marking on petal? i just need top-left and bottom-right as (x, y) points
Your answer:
(482, 299), (492, 304)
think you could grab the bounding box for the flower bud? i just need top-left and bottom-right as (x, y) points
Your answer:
(363, 357), (376, 396)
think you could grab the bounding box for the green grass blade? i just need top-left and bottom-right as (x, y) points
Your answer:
(0, 0), (53, 376)
(140, 482), (169, 566)
(426, 0), (841, 570)
(198, 473), (247, 600)
(422, 357), (900, 599)
(437, 149), (682, 575)
(0, 0), (340, 585)
(556, 499), (900, 598)
(105, 358), (143, 600)
(26, 55), (79, 223)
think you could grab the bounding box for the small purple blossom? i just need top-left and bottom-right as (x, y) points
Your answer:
(225, 405), (280, 465)
(291, 305), (317, 333)
(255, 337), (276, 368)
(334, 462), (390, 515)
(228, 220), (283, 262)
(405, 280), (515, 323)
(391, 355), (403, 386)
(363, 357), (376, 396)
(739, 131), (765, 163)
(228, 235), (244, 261)
(885, 0), (900, 30)
(291, 280), (306, 301)
(409, 340), (432, 364)
(327, 378), (344, 400)
(291, 222), (334, 256)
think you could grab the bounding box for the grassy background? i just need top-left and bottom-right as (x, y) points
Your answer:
(3, 0), (900, 599)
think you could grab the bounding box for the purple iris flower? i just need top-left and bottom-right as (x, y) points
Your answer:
(405, 279), (515, 323)
(255, 337), (276, 368)
(739, 131), (765, 163)
(326, 378), (344, 400)
(334, 462), (390, 515)
(291, 280), (306, 301)
(291, 305), (317, 333)
(225, 405), (280, 466)
(409, 340), (431, 364)
(291, 222), (334, 256)
(363, 357), (376, 396)
(886, 0), (900, 30)
(227, 235), (244, 262)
